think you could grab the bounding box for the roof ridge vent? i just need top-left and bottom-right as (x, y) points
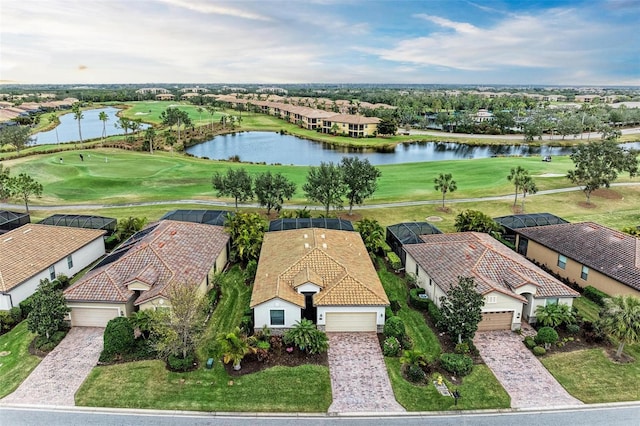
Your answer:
(304, 243), (310, 249)
(23, 228), (32, 234)
(322, 243), (327, 249)
(3, 237), (13, 243)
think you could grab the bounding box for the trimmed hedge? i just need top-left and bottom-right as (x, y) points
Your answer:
(427, 299), (444, 329)
(523, 336), (536, 349)
(383, 316), (406, 339)
(101, 317), (135, 361)
(583, 286), (610, 307)
(440, 353), (473, 377)
(532, 346), (546, 356)
(387, 252), (402, 271)
(409, 288), (430, 311)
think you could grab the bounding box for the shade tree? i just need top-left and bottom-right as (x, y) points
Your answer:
(340, 157), (382, 215)
(253, 171), (296, 215)
(212, 168), (253, 211)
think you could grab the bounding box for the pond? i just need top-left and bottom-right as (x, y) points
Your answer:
(185, 131), (640, 166)
(32, 107), (149, 145)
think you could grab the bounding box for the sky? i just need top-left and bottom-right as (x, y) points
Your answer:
(1, 0), (638, 86)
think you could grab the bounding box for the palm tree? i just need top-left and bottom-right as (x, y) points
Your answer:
(72, 103), (84, 145)
(217, 328), (252, 370)
(98, 111), (109, 142)
(48, 113), (60, 145)
(196, 107), (204, 133)
(434, 173), (457, 209)
(507, 166), (527, 207)
(144, 127), (156, 154)
(206, 105), (216, 133)
(599, 295), (640, 358)
(520, 175), (538, 212)
(400, 349), (427, 368)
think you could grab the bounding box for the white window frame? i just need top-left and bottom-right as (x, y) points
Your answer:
(49, 265), (56, 281)
(487, 295), (498, 304)
(581, 266), (589, 280)
(67, 255), (73, 269)
(557, 254), (567, 269)
(270, 309), (285, 326)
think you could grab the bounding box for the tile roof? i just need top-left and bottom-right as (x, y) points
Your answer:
(323, 114), (381, 125)
(64, 220), (229, 304)
(250, 228), (389, 308)
(517, 222), (640, 291)
(0, 224), (105, 292)
(403, 232), (578, 300)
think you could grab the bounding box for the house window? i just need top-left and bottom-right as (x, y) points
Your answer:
(546, 298), (559, 306)
(487, 295), (498, 304)
(67, 255), (73, 269)
(48, 265), (56, 280)
(581, 266), (589, 281)
(557, 255), (567, 269)
(415, 264), (419, 276)
(270, 310), (285, 326)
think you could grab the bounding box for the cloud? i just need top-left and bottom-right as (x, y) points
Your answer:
(157, 0), (271, 21)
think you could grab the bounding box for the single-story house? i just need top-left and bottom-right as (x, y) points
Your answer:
(403, 232), (579, 330)
(515, 222), (640, 297)
(250, 228), (389, 333)
(64, 220), (229, 327)
(0, 224), (106, 311)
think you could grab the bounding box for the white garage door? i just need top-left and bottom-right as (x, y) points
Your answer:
(478, 311), (513, 331)
(70, 307), (120, 327)
(325, 312), (377, 332)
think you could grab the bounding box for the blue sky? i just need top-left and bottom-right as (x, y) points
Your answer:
(1, 0), (638, 85)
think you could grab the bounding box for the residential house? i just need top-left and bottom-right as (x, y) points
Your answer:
(321, 114), (380, 137)
(155, 94), (175, 101)
(515, 222), (640, 297)
(0, 224), (106, 311)
(64, 220), (229, 327)
(250, 228), (389, 333)
(403, 232), (579, 330)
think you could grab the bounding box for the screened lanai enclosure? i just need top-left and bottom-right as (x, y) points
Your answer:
(386, 222), (443, 265)
(38, 214), (117, 235)
(160, 210), (233, 226)
(0, 210), (30, 234)
(494, 213), (568, 245)
(268, 218), (354, 232)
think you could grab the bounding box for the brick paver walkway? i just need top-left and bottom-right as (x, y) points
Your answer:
(327, 332), (405, 413)
(1, 327), (104, 406)
(474, 330), (583, 408)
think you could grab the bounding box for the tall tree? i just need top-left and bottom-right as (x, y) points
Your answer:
(520, 175), (538, 212)
(356, 218), (387, 256)
(492, 110), (515, 134)
(212, 168), (253, 211)
(434, 172), (457, 209)
(0, 164), (11, 200)
(454, 209), (503, 237)
(27, 279), (70, 340)
(48, 113), (60, 144)
(115, 116), (132, 136)
(439, 276), (485, 344)
(507, 166), (528, 207)
(566, 140), (639, 204)
(113, 216), (147, 243)
(98, 111), (109, 140)
(144, 127), (156, 154)
(253, 171), (296, 214)
(9, 173), (43, 214)
(377, 117), (398, 135)
(340, 157), (381, 215)
(599, 295), (640, 358)
(224, 212), (266, 263)
(303, 161), (346, 216)
(72, 102), (84, 144)
(0, 125), (33, 153)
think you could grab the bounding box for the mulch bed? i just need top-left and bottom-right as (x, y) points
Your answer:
(224, 337), (328, 377)
(592, 188), (623, 200)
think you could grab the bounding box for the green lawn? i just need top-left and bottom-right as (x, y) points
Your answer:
(0, 321), (41, 399)
(75, 266), (333, 412)
(573, 297), (601, 323)
(541, 344), (640, 403)
(377, 259), (509, 410)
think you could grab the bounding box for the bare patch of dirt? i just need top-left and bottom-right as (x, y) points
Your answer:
(338, 212), (363, 222)
(604, 348), (635, 364)
(434, 207), (452, 214)
(578, 201), (598, 209)
(592, 188), (623, 200)
(511, 205), (523, 214)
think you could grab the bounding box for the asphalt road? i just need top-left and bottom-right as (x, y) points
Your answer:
(409, 127), (640, 140)
(1, 404), (640, 426)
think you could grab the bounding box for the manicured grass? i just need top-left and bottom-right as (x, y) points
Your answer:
(541, 344), (640, 403)
(385, 359), (510, 411)
(0, 321), (41, 399)
(75, 265), (333, 412)
(573, 296), (601, 323)
(76, 360), (331, 412)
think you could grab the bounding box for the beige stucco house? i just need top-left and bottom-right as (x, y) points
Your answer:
(0, 224), (106, 311)
(250, 228), (389, 333)
(403, 232), (579, 330)
(64, 220), (229, 327)
(515, 222), (640, 297)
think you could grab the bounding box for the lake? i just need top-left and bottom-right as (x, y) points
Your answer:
(185, 131), (640, 166)
(32, 107), (149, 145)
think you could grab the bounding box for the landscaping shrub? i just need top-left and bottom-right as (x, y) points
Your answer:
(439, 353), (473, 377)
(400, 334), (414, 350)
(34, 330), (66, 352)
(283, 319), (329, 354)
(407, 364), (426, 383)
(535, 326), (559, 349)
(523, 336), (536, 349)
(454, 341), (470, 355)
(19, 295), (35, 318)
(387, 252), (402, 270)
(240, 314), (253, 335)
(385, 306), (394, 321)
(583, 320), (606, 344)
(566, 323), (581, 335)
(9, 306), (23, 323)
(583, 286), (610, 307)
(389, 297), (401, 314)
(0, 311), (16, 333)
(532, 346), (546, 356)
(409, 288), (430, 311)
(167, 353), (195, 372)
(427, 300), (444, 330)
(383, 316), (406, 339)
(244, 259), (258, 282)
(382, 336), (401, 357)
(101, 317), (135, 361)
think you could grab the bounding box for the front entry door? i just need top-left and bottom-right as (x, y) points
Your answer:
(302, 292), (317, 322)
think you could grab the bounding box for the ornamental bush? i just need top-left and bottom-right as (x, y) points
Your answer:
(407, 364), (426, 383)
(387, 252), (402, 271)
(532, 346), (546, 356)
(283, 319), (329, 354)
(427, 300), (444, 330)
(583, 286), (610, 307)
(439, 353), (473, 377)
(101, 317), (135, 362)
(167, 353), (195, 372)
(523, 336), (536, 349)
(566, 323), (581, 335)
(383, 316), (406, 340)
(382, 336), (401, 357)
(535, 326), (559, 349)
(409, 288), (430, 311)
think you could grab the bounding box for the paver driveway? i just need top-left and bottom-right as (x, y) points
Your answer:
(474, 330), (583, 408)
(327, 332), (405, 413)
(1, 327), (104, 406)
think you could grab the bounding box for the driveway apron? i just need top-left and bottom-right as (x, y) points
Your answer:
(474, 330), (583, 408)
(1, 327), (104, 406)
(327, 332), (405, 413)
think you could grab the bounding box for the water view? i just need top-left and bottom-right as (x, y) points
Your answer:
(186, 132), (640, 166)
(32, 107), (149, 145)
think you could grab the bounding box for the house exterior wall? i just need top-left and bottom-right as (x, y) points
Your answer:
(482, 290), (522, 329)
(296, 283), (321, 293)
(253, 298), (301, 333)
(316, 305), (386, 332)
(520, 238), (640, 297)
(138, 275), (210, 311)
(1, 237), (105, 310)
(214, 248), (228, 275)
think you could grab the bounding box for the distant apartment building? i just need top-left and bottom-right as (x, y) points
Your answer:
(179, 87), (210, 93)
(136, 88), (170, 95)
